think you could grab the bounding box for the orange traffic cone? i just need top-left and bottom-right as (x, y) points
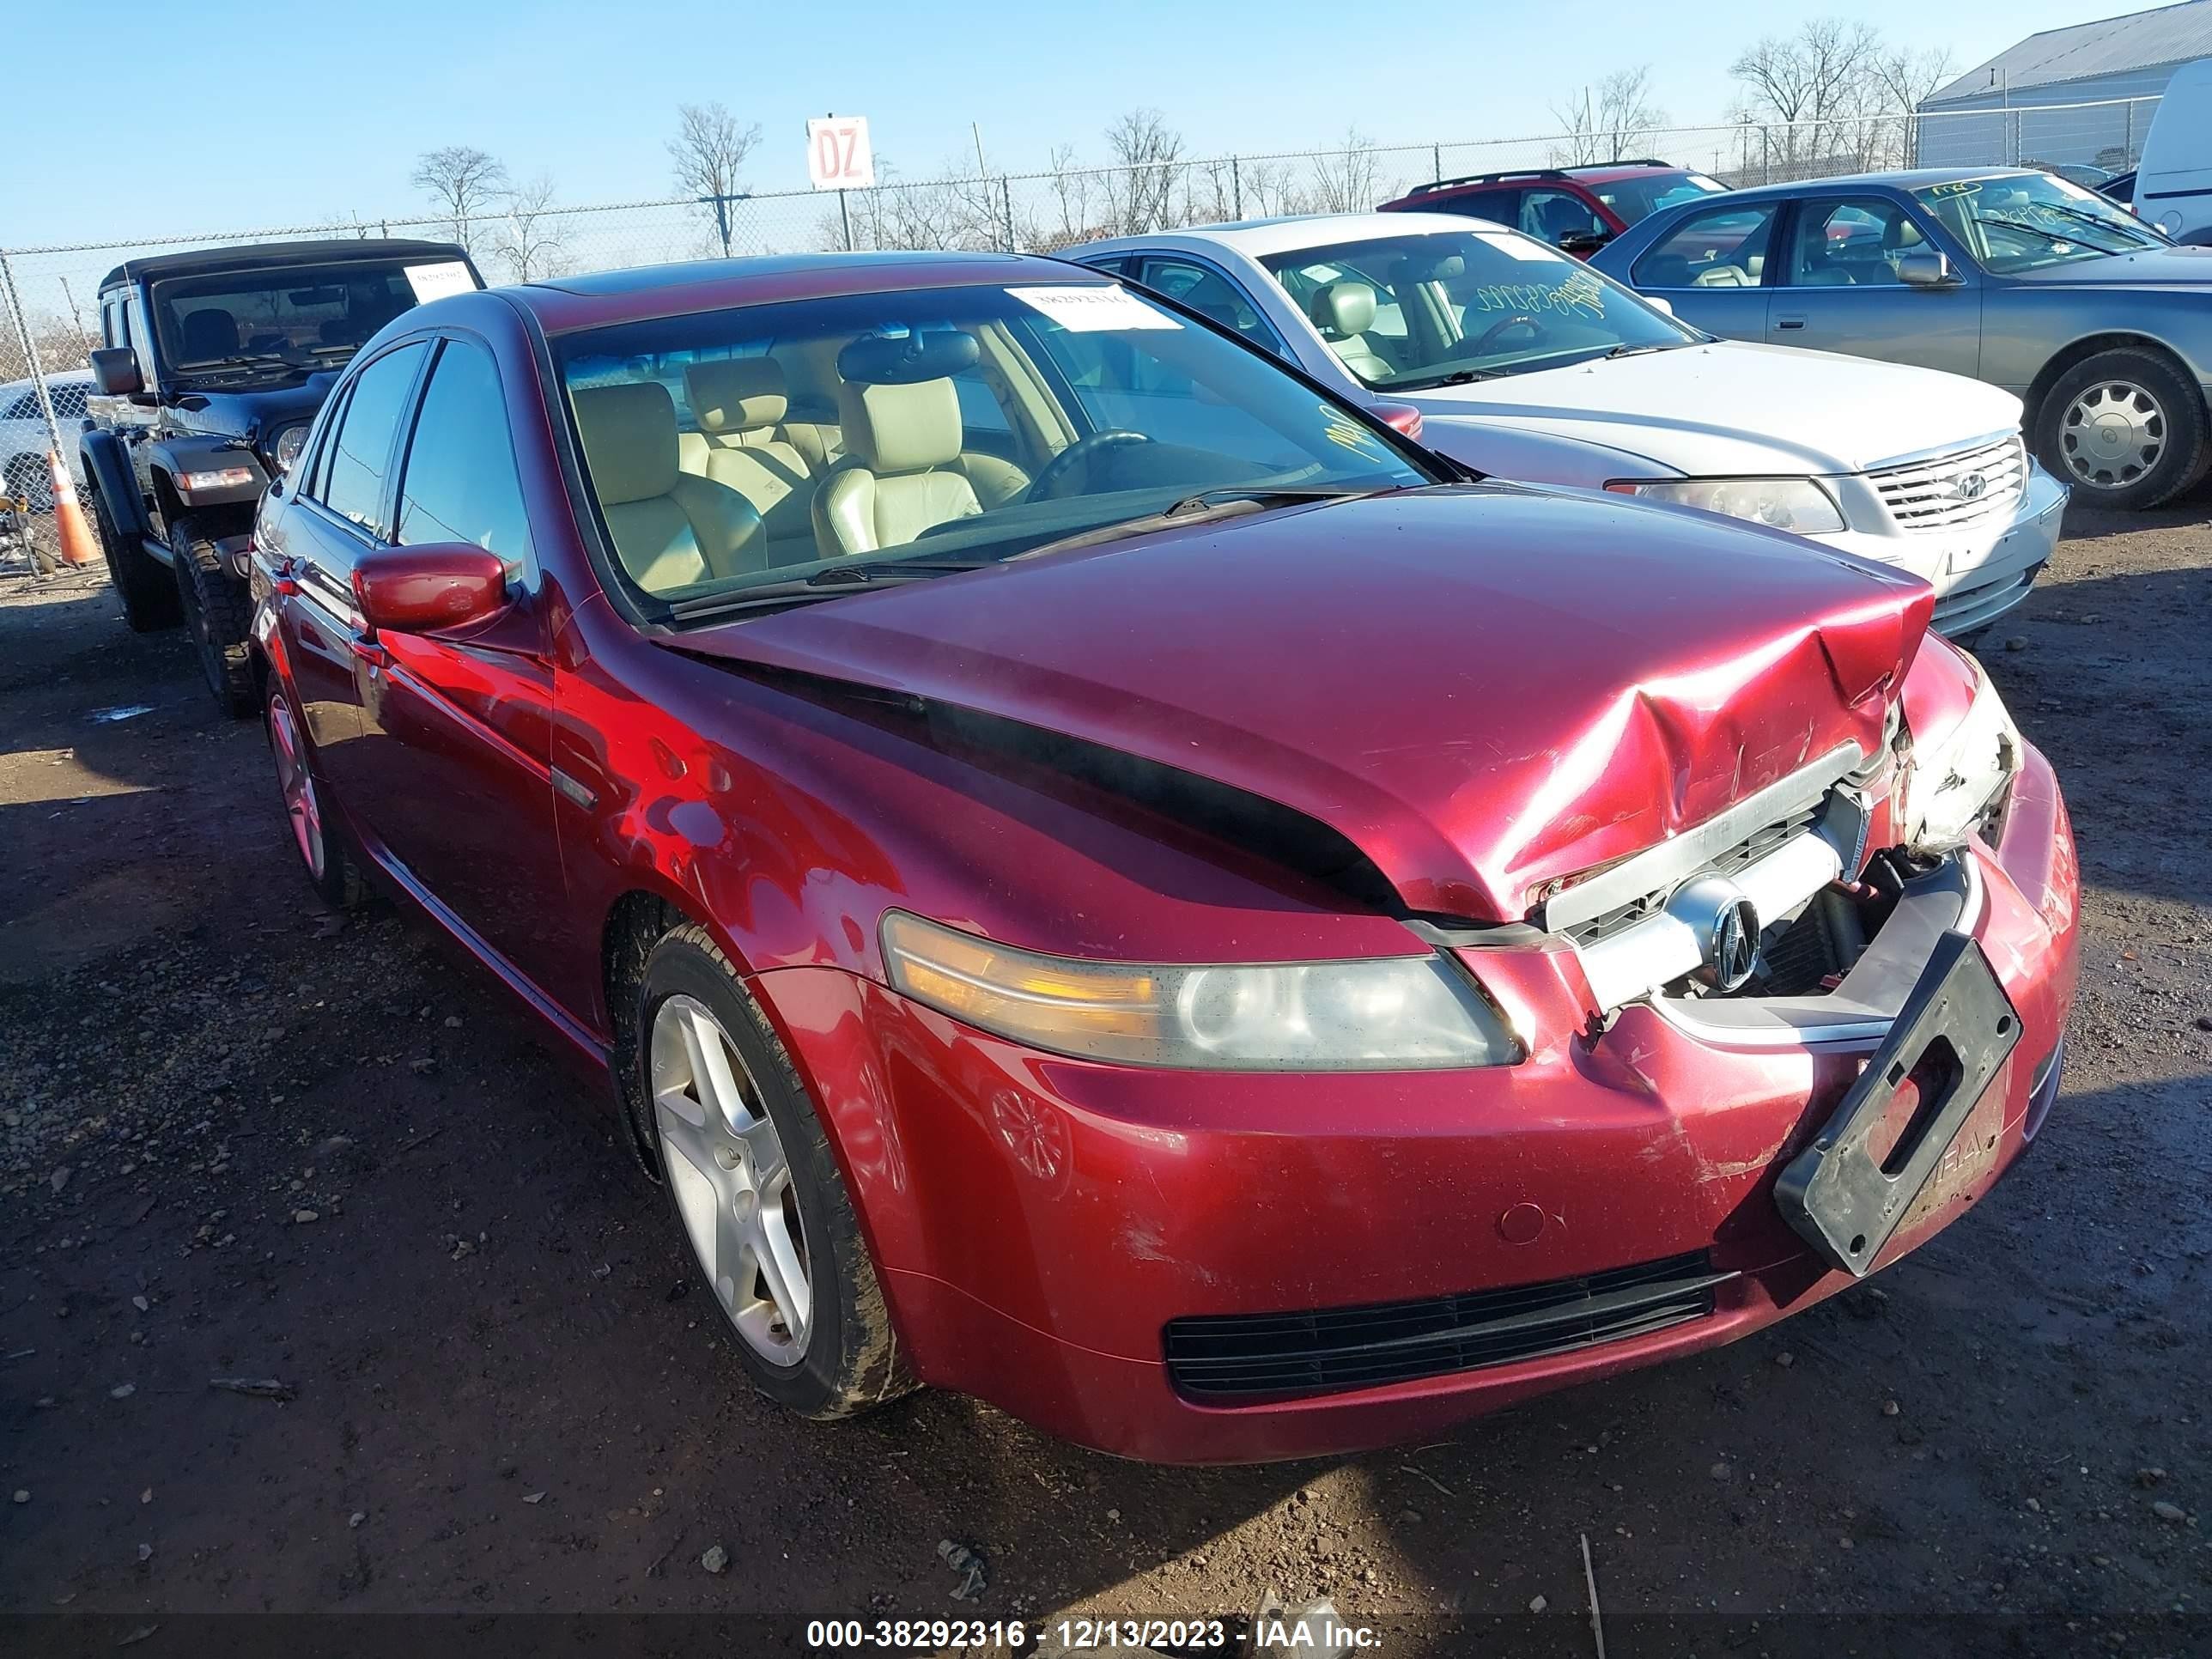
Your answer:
(48, 448), (99, 568)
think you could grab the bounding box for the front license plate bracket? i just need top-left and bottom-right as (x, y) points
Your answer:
(1775, 930), (2021, 1277)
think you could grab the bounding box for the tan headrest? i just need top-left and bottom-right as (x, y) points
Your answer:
(1310, 281), (1378, 337)
(572, 381), (678, 505)
(686, 357), (787, 434)
(836, 377), (963, 474)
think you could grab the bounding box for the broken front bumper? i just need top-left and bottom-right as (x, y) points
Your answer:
(750, 744), (2078, 1464)
(1818, 462), (2068, 640)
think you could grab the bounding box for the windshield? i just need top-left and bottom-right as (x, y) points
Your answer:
(1584, 171), (1729, 224)
(556, 281), (1432, 615)
(1911, 173), (2167, 272)
(151, 256), (475, 378)
(1257, 227), (1695, 390)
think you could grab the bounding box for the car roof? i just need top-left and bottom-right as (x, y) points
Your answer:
(1072, 212), (1495, 262)
(504, 250), (1104, 335)
(1705, 167), (2037, 205)
(100, 238), (473, 292)
(1, 370), (93, 396)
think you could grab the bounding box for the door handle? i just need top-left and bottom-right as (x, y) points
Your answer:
(1776, 314), (1808, 330)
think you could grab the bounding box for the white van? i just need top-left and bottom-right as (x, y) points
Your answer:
(2136, 59), (2212, 243)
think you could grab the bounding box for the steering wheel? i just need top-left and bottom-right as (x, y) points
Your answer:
(1468, 313), (1544, 354)
(1025, 429), (1152, 502)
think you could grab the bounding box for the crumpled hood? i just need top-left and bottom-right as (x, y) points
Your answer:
(1410, 341), (2022, 476)
(665, 486), (1934, 921)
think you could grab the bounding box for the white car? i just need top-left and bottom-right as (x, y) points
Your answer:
(1066, 213), (2066, 637)
(0, 373), (92, 509)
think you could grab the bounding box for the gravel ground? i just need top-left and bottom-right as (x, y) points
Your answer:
(0, 506), (2207, 1658)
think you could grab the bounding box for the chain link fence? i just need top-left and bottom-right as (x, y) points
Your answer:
(0, 94), (2160, 577)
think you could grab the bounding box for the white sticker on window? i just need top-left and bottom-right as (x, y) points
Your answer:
(404, 261), (476, 303)
(1475, 234), (1565, 263)
(1010, 285), (1182, 331)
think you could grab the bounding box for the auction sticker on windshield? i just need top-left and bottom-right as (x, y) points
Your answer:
(404, 261), (476, 302)
(1012, 286), (1182, 331)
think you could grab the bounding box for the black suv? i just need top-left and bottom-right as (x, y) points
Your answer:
(80, 239), (483, 714)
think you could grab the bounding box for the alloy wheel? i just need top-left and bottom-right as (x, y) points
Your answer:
(2059, 380), (2166, 489)
(650, 994), (812, 1367)
(266, 692), (326, 882)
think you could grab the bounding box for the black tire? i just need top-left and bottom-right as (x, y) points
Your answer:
(636, 924), (914, 1419)
(263, 673), (368, 911)
(88, 481), (181, 632)
(172, 514), (257, 718)
(2036, 347), (2211, 510)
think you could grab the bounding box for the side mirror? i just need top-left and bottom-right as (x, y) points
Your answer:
(1897, 250), (1958, 288)
(1370, 401), (1425, 441)
(351, 544), (508, 635)
(90, 347), (143, 396)
(1558, 232), (1612, 257)
(1644, 295), (1677, 319)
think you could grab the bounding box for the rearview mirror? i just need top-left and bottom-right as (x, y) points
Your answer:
(89, 347), (143, 396)
(351, 544), (508, 635)
(1897, 250), (1957, 287)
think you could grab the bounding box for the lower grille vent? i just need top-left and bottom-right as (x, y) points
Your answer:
(1164, 1251), (1733, 1404)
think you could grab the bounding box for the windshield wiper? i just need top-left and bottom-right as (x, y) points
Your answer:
(1163, 485), (1376, 518)
(1601, 342), (1676, 359)
(667, 559), (993, 621)
(1393, 367), (1499, 390)
(2035, 200), (2162, 247)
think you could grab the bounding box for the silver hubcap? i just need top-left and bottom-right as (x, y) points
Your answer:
(650, 995), (811, 1367)
(267, 694), (325, 881)
(2060, 380), (2165, 489)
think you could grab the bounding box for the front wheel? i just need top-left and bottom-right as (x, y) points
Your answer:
(173, 515), (256, 718)
(88, 483), (182, 632)
(2037, 348), (2210, 510)
(636, 924), (913, 1419)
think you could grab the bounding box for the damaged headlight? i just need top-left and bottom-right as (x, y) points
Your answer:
(1613, 477), (1846, 535)
(1896, 659), (2021, 848)
(881, 912), (1521, 1071)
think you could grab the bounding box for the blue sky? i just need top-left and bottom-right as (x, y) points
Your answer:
(6, 0), (2144, 247)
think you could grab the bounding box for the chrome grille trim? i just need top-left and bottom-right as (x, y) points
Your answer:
(1869, 434), (2027, 533)
(1534, 744), (1866, 936)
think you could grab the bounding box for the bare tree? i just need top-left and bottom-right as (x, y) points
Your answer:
(1731, 19), (1887, 173)
(494, 173), (570, 283)
(1876, 46), (1959, 165)
(1550, 67), (1668, 166)
(667, 101), (762, 256)
(1103, 108), (1187, 234)
(410, 146), (509, 255)
(1043, 143), (1102, 247)
(1308, 128), (1382, 214)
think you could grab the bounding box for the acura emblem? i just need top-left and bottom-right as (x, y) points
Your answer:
(1706, 896), (1761, 992)
(1955, 471), (1987, 501)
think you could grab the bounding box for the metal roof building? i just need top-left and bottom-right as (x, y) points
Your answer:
(1914, 0), (2206, 168)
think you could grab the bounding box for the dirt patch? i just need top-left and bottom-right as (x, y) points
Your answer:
(1, 516), (2207, 1654)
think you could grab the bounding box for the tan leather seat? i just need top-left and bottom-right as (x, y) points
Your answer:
(572, 380), (764, 592)
(1310, 283), (1392, 383)
(811, 332), (1032, 559)
(680, 359), (825, 568)
(813, 376), (984, 558)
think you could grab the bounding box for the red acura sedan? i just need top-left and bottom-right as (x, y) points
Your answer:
(246, 252), (2078, 1463)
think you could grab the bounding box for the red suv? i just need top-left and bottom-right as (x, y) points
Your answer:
(1380, 160), (1729, 256)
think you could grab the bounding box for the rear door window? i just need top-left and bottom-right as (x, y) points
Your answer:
(315, 340), (429, 539)
(1632, 203), (1782, 289)
(1136, 258), (1286, 353)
